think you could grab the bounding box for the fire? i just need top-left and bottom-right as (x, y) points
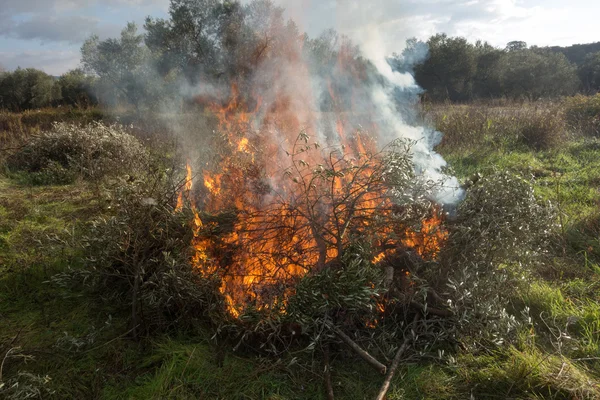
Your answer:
(175, 32), (448, 319)
(176, 162), (194, 212)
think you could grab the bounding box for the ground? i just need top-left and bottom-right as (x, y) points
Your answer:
(2, 104), (600, 399)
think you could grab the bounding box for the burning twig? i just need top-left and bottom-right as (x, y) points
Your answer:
(374, 314), (420, 400)
(330, 325), (387, 375)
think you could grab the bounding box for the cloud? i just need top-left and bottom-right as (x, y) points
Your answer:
(0, 0), (169, 43)
(0, 49), (81, 76)
(0, 0), (167, 13)
(274, 0), (543, 50)
(3, 16), (121, 44)
(1, 0), (597, 75)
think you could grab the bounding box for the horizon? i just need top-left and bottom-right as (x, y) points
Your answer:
(1, 0), (598, 76)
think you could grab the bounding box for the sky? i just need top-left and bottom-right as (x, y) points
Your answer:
(0, 0), (598, 76)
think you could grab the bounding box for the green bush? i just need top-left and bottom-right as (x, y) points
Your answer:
(439, 171), (556, 344)
(6, 122), (149, 183)
(564, 94), (600, 137)
(52, 175), (219, 335)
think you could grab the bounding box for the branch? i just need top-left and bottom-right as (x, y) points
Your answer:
(374, 314), (420, 400)
(331, 325), (386, 375)
(324, 345), (335, 400)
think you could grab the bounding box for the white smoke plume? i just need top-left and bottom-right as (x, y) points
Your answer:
(240, 0), (465, 204)
(158, 0), (464, 205)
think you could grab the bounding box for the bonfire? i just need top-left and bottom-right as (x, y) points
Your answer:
(173, 26), (462, 400)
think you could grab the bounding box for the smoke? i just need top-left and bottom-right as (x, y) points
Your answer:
(95, 0), (464, 206)
(248, 2), (463, 204)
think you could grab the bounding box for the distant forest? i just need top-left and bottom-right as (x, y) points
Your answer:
(0, 2), (599, 112)
(400, 36), (600, 102)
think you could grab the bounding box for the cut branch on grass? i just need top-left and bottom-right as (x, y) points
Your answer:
(375, 314), (420, 400)
(331, 325), (387, 375)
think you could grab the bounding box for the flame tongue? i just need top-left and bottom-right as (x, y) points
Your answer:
(176, 37), (448, 318)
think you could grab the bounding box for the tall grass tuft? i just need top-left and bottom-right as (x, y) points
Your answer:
(429, 102), (568, 152)
(563, 94), (600, 137)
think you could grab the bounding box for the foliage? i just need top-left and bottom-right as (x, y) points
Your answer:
(549, 41), (600, 68)
(2, 98), (600, 397)
(413, 34), (477, 102)
(430, 101), (568, 152)
(517, 107), (567, 150)
(409, 36), (580, 102)
(0, 67), (98, 112)
(286, 252), (383, 335)
(0, 370), (55, 399)
(6, 122), (149, 183)
(56, 69), (98, 108)
(440, 171), (556, 344)
(0, 68), (60, 112)
(578, 52), (600, 93)
(82, 23), (159, 110)
(501, 49), (579, 100)
(52, 174), (220, 336)
(144, 0), (302, 103)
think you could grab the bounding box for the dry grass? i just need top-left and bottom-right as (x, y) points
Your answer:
(426, 101), (571, 152)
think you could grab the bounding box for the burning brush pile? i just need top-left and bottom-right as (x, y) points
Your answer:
(165, 23), (554, 396)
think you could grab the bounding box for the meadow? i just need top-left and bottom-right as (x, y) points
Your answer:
(2, 96), (600, 399)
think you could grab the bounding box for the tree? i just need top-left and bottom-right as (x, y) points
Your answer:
(81, 23), (154, 110)
(578, 52), (600, 93)
(506, 41), (527, 52)
(57, 69), (98, 107)
(0, 68), (59, 111)
(144, 0), (228, 83)
(411, 35), (581, 101)
(499, 49), (579, 99)
(414, 34), (477, 101)
(472, 41), (504, 98)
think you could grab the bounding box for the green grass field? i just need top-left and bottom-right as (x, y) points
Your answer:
(2, 102), (600, 399)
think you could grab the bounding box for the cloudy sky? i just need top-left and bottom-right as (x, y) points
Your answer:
(0, 0), (598, 75)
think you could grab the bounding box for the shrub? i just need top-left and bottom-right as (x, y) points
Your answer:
(439, 170), (556, 344)
(52, 175), (219, 335)
(6, 122), (149, 183)
(518, 108), (566, 150)
(564, 94), (600, 137)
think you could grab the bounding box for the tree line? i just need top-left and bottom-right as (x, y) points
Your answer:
(397, 35), (600, 102)
(0, 68), (98, 112)
(1, 0), (599, 111)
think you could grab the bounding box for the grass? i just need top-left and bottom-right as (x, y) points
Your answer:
(2, 101), (600, 398)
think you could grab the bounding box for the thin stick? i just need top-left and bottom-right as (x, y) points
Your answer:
(374, 315), (420, 400)
(331, 326), (386, 375)
(324, 345), (335, 400)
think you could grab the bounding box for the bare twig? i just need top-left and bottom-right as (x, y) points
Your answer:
(331, 325), (386, 375)
(374, 314), (420, 400)
(324, 345), (335, 400)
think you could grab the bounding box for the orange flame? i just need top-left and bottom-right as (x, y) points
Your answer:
(175, 34), (448, 319)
